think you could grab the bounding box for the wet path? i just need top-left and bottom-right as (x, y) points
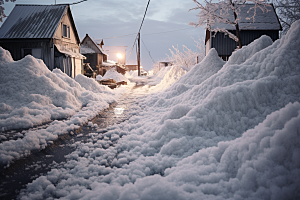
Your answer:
(0, 85), (145, 200)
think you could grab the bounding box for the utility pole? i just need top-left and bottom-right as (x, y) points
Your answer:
(137, 32), (141, 76)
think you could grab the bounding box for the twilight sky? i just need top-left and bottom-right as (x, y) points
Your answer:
(0, 0), (206, 70)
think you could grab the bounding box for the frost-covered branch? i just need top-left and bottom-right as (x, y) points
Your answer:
(189, 0), (271, 48)
(273, 0), (300, 35)
(0, 0), (16, 22)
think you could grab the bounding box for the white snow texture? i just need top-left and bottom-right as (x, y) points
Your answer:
(8, 21), (300, 200)
(0, 51), (126, 164)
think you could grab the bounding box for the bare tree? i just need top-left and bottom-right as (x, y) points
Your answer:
(273, 0), (300, 35)
(189, 0), (271, 49)
(0, 0), (16, 22)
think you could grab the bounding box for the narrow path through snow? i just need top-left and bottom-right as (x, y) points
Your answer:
(0, 84), (146, 200)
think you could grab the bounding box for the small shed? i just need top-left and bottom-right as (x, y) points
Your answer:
(205, 3), (282, 60)
(159, 59), (173, 69)
(0, 4), (85, 78)
(80, 34), (107, 76)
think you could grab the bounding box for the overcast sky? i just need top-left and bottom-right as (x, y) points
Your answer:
(0, 0), (205, 70)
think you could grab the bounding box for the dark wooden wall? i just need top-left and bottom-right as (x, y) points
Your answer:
(0, 39), (52, 67)
(82, 53), (104, 71)
(211, 30), (279, 58)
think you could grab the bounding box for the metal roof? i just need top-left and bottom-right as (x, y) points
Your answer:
(0, 4), (68, 39)
(211, 4), (282, 31)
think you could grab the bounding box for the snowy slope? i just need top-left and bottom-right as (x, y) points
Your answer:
(0, 50), (127, 165)
(19, 20), (300, 200)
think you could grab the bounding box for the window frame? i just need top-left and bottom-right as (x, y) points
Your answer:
(62, 23), (70, 39)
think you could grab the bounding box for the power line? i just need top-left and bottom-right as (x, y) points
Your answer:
(70, 0), (88, 5)
(142, 39), (155, 64)
(138, 0), (151, 34)
(102, 33), (137, 39)
(143, 27), (195, 36)
(131, 0), (151, 46)
(127, 0), (151, 71)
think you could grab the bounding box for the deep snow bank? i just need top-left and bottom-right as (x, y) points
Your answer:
(20, 20), (300, 200)
(0, 49), (125, 164)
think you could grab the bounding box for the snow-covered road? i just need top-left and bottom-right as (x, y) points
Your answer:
(0, 83), (147, 200)
(1, 20), (300, 200)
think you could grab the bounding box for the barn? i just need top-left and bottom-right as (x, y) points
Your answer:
(0, 4), (85, 78)
(205, 4), (282, 60)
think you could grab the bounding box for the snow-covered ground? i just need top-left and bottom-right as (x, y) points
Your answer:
(0, 51), (131, 165)
(3, 20), (300, 200)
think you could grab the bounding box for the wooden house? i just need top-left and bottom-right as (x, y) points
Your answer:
(205, 4), (282, 60)
(80, 34), (107, 76)
(0, 4), (85, 78)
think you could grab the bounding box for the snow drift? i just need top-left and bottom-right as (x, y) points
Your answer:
(19, 20), (300, 200)
(0, 50), (126, 164)
(103, 70), (128, 83)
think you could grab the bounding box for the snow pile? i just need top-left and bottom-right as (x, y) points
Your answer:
(19, 20), (300, 200)
(147, 66), (173, 86)
(225, 35), (273, 66)
(0, 49), (125, 164)
(103, 70), (128, 83)
(124, 70), (138, 78)
(148, 65), (188, 92)
(75, 74), (112, 94)
(95, 74), (103, 81)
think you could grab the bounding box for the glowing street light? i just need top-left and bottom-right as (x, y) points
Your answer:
(117, 53), (123, 65)
(117, 53), (123, 59)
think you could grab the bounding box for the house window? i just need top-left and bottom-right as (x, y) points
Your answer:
(62, 24), (70, 38)
(22, 48), (42, 59)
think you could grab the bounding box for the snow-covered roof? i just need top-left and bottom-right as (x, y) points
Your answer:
(0, 4), (69, 39)
(80, 45), (96, 54)
(102, 60), (117, 67)
(80, 34), (106, 55)
(212, 4), (282, 30)
(159, 58), (174, 63)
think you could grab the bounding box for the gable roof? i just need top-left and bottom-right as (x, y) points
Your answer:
(0, 4), (80, 42)
(211, 3), (282, 31)
(80, 34), (106, 55)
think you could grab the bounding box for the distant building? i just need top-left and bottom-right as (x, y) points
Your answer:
(80, 34), (107, 77)
(159, 59), (173, 69)
(125, 60), (139, 71)
(0, 4), (85, 78)
(205, 4), (282, 60)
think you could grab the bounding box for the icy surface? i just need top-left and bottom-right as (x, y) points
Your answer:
(0, 50), (128, 164)
(14, 20), (300, 200)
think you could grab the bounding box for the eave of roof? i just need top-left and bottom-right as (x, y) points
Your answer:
(0, 4), (81, 41)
